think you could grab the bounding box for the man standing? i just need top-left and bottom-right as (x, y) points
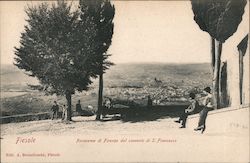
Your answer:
(51, 101), (59, 120)
(76, 100), (82, 113)
(61, 104), (66, 121)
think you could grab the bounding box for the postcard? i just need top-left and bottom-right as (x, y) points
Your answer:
(1, 0), (249, 162)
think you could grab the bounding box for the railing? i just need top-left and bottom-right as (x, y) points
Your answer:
(0, 110), (94, 124)
(0, 112), (51, 124)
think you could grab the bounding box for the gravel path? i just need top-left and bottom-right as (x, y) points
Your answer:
(1, 107), (249, 162)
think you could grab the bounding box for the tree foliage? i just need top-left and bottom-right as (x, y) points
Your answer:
(191, 0), (247, 42)
(79, 0), (115, 74)
(14, 1), (96, 95)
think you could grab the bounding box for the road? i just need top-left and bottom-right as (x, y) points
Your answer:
(1, 107), (249, 162)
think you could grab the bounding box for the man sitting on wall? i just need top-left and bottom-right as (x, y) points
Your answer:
(174, 92), (200, 128)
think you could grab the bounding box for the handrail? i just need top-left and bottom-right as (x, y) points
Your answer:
(0, 112), (50, 119)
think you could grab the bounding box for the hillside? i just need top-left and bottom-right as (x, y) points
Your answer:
(1, 63), (212, 117)
(1, 65), (38, 91)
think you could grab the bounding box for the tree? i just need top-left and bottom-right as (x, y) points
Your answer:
(79, 0), (115, 120)
(220, 61), (229, 107)
(14, 1), (97, 121)
(191, 0), (247, 109)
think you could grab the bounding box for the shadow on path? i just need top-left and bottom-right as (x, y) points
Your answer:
(102, 104), (189, 123)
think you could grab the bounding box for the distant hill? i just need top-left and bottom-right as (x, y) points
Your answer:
(1, 64), (38, 91)
(1, 63), (211, 91)
(104, 63), (211, 88)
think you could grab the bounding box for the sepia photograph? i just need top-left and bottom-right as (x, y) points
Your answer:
(0, 0), (249, 162)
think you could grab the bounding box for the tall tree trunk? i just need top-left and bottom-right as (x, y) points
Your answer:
(211, 37), (215, 72)
(239, 51), (244, 105)
(96, 72), (103, 120)
(213, 40), (223, 109)
(65, 91), (72, 121)
(220, 61), (229, 108)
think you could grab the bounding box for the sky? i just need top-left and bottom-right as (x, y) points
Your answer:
(0, 1), (249, 65)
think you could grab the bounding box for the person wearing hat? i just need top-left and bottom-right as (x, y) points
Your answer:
(194, 87), (213, 133)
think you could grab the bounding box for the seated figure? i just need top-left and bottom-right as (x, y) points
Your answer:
(175, 92), (200, 128)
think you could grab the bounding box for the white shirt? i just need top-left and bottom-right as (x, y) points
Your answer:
(204, 93), (213, 108)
